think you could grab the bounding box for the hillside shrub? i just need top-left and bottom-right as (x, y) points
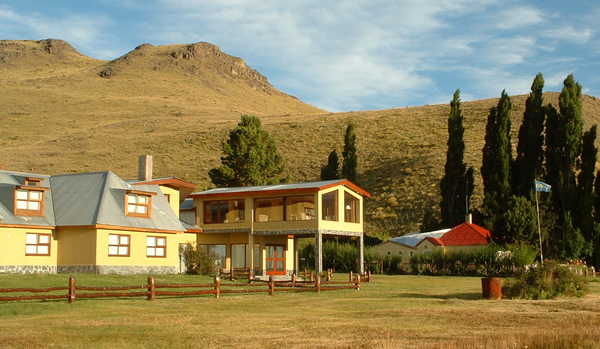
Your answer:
(503, 261), (589, 299)
(181, 243), (218, 276)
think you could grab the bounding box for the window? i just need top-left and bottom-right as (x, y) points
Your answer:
(14, 187), (47, 217)
(321, 190), (338, 221)
(398, 251), (403, 257)
(231, 244), (246, 268)
(25, 233), (51, 256)
(386, 251), (392, 256)
(204, 199), (245, 224)
(409, 250), (414, 258)
(199, 244), (226, 267)
(109, 234), (130, 256)
(286, 195), (315, 220)
(255, 197), (284, 222)
(147, 236), (166, 257)
(126, 192), (153, 218)
(344, 192), (360, 223)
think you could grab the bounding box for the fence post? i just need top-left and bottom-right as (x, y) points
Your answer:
(356, 273), (361, 291)
(315, 275), (321, 293)
(291, 274), (296, 287)
(68, 275), (76, 303)
(214, 276), (220, 299)
(380, 260), (384, 274)
(349, 270), (353, 282)
(147, 275), (155, 301)
(367, 270), (371, 283)
(327, 269), (331, 282)
(269, 275), (275, 296)
(231, 268), (235, 281)
(310, 270), (314, 282)
(304, 268), (307, 280)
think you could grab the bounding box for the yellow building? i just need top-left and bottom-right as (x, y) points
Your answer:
(184, 179), (370, 277)
(0, 156), (197, 274)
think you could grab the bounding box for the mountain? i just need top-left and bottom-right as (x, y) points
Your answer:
(2, 39), (600, 237)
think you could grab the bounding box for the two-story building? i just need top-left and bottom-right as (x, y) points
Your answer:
(186, 180), (370, 277)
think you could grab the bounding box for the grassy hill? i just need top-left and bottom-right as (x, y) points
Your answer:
(2, 39), (600, 238)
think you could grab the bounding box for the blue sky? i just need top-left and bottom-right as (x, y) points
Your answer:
(1, 0), (598, 112)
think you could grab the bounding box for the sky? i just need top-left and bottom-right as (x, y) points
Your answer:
(1, 0), (598, 112)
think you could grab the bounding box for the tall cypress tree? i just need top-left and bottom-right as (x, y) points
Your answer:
(576, 125), (598, 242)
(513, 73), (546, 199)
(481, 90), (513, 243)
(320, 149), (340, 180)
(440, 89), (474, 227)
(342, 123), (358, 183)
(545, 74), (585, 258)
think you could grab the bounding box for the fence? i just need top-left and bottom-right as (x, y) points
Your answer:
(0, 272), (365, 303)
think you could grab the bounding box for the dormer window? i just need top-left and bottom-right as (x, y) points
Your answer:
(125, 190), (156, 218)
(14, 186), (48, 217)
(24, 177), (43, 186)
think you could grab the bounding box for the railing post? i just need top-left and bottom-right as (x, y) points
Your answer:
(248, 268), (254, 284)
(303, 268), (307, 280)
(214, 276), (220, 299)
(147, 275), (155, 301)
(315, 275), (321, 293)
(327, 269), (331, 282)
(310, 270), (314, 282)
(68, 275), (76, 303)
(269, 275), (275, 296)
(381, 260), (384, 274)
(349, 270), (353, 282)
(367, 270), (371, 283)
(231, 268), (235, 281)
(356, 273), (361, 291)
(291, 274), (297, 287)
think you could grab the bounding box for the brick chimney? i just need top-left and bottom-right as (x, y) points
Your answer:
(138, 155), (153, 181)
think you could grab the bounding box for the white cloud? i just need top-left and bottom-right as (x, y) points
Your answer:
(542, 27), (594, 44)
(496, 6), (545, 29)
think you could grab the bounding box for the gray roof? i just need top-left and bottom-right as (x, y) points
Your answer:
(387, 228), (451, 248)
(0, 170), (55, 227)
(51, 171), (185, 232)
(192, 179), (355, 197)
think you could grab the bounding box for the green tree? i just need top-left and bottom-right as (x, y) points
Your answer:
(209, 115), (286, 187)
(341, 123), (358, 182)
(481, 90), (513, 243)
(440, 89), (475, 227)
(544, 75), (584, 258)
(576, 125), (597, 239)
(320, 149), (340, 180)
(513, 73), (546, 199)
(502, 195), (538, 245)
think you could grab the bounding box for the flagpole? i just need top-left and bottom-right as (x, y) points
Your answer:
(534, 179), (544, 266)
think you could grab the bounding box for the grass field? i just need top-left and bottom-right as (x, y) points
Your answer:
(1, 273), (599, 348)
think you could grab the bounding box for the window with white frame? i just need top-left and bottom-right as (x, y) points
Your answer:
(108, 234), (130, 256)
(147, 236), (166, 257)
(25, 233), (51, 256)
(126, 192), (152, 218)
(15, 188), (46, 217)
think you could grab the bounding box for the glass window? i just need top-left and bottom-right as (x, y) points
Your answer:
(208, 244), (226, 268)
(321, 190), (338, 221)
(109, 234), (130, 257)
(203, 200), (245, 223)
(126, 193), (151, 218)
(147, 236), (166, 257)
(344, 192), (360, 223)
(25, 233), (51, 256)
(255, 197), (284, 222)
(286, 195), (315, 221)
(231, 244), (246, 268)
(15, 189), (44, 216)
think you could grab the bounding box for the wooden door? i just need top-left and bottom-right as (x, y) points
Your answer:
(266, 245), (286, 275)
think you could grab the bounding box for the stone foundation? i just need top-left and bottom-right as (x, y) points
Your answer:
(1, 264), (177, 275)
(0, 265), (57, 274)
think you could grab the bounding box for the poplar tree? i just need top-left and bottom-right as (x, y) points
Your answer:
(575, 125), (597, 256)
(320, 149), (340, 180)
(440, 89), (474, 227)
(342, 123), (358, 183)
(513, 73), (546, 199)
(481, 90), (513, 243)
(209, 115), (286, 187)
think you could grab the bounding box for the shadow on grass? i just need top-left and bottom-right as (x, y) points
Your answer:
(396, 292), (482, 300)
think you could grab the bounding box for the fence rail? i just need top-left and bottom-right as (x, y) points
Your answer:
(0, 272), (366, 303)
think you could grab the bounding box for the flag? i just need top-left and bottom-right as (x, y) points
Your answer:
(535, 180), (551, 193)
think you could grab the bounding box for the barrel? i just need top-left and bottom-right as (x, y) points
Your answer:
(481, 277), (502, 299)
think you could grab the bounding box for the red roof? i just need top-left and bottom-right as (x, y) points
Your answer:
(440, 222), (490, 246)
(419, 236), (444, 247)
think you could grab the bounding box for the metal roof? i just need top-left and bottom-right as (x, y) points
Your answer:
(190, 179), (370, 199)
(51, 172), (185, 232)
(0, 170), (55, 227)
(387, 228), (451, 247)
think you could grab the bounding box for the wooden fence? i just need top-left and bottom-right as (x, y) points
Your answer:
(0, 272), (367, 303)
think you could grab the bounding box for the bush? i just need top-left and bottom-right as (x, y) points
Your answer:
(181, 243), (218, 275)
(503, 261), (589, 299)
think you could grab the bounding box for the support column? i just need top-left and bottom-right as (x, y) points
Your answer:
(294, 237), (299, 276)
(358, 233), (364, 274)
(315, 230), (323, 273)
(248, 233), (255, 271)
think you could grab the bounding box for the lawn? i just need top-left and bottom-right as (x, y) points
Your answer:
(0, 273), (599, 348)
